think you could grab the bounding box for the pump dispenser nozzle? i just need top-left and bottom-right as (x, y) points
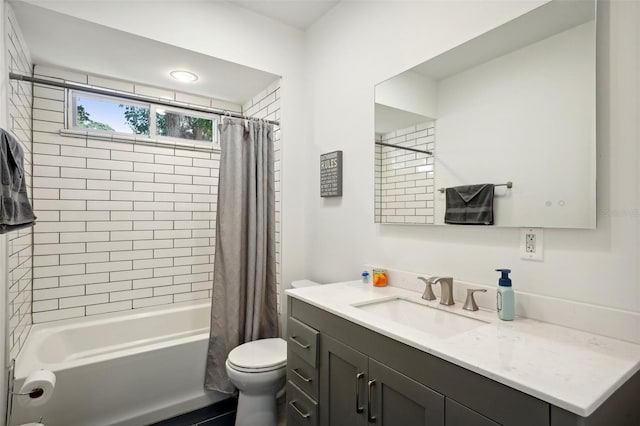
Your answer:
(495, 269), (512, 287)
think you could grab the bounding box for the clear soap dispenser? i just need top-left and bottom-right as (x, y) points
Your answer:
(496, 269), (515, 321)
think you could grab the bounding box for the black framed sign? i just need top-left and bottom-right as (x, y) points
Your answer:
(320, 150), (343, 197)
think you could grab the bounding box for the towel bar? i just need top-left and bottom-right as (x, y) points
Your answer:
(438, 181), (512, 194)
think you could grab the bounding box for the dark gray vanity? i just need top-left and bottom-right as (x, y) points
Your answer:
(286, 297), (640, 426)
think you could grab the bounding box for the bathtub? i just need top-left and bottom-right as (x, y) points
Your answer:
(10, 300), (226, 426)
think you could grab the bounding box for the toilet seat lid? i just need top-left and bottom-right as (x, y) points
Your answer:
(228, 338), (287, 372)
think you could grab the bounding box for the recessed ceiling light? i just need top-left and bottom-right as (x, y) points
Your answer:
(170, 70), (198, 82)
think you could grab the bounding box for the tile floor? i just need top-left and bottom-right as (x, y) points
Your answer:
(150, 398), (236, 426)
(150, 396), (286, 426)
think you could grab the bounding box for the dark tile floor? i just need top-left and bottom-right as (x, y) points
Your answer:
(150, 398), (237, 426)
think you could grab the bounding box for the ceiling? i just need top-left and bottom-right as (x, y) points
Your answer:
(10, 1), (283, 105)
(231, 0), (338, 30)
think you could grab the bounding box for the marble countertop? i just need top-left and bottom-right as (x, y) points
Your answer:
(285, 281), (640, 417)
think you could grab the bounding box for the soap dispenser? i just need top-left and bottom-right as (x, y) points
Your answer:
(496, 269), (515, 321)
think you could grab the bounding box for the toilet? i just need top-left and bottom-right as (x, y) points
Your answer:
(226, 280), (320, 426)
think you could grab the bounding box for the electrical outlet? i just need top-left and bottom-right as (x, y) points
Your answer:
(521, 228), (543, 261)
(526, 233), (536, 253)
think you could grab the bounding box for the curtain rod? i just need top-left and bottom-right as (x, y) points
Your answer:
(9, 72), (280, 126)
(375, 141), (432, 156)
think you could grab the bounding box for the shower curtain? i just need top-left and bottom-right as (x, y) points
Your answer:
(204, 117), (278, 394)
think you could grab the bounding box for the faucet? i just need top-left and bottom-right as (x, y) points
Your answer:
(434, 277), (455, 305)
(418, 276), (454, 305)
(417, 277), (437, 301)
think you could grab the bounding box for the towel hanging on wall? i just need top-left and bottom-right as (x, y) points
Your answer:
(444, 184), (495, 225)
(1, 128), (36, 233)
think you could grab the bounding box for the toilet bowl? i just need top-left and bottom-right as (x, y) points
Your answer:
(226, 280), (320, 426)
(226, 338), (287, 426)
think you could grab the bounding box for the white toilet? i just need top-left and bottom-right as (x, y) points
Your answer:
(226, 280), (320, 426)
(226, 338), (287, 426)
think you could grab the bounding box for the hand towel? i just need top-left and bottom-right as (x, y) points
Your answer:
(1, 128), (36, 233)
(444, 184), (495, 225)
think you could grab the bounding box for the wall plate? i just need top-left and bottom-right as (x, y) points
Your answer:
(520, 228), (543, 261)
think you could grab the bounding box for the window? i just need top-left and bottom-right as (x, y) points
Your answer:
(69, 90), (217, 146)
(73, 93), (150, 135)
(156, 109), (214, 142)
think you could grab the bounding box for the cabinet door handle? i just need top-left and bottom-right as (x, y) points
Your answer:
(355, 372), (365, 413)
(367, 379), (376, 423)
(289, 400), (311, 419)
(292, 368), (312, 383)
(289, 335), (311, 349)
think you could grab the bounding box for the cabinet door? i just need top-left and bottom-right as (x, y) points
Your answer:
(369, 359), (445, 426)
(320, 335), (368, 426)
(445, 399), (500, 426)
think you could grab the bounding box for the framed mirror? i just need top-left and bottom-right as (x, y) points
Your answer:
(374, 0), (596, 228)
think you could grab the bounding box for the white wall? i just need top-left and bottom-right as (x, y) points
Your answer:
(305, 0), (640, 314)
(24, 0), (309, 304)
(16, 0), (640, 318)
(435, 21), (596, 228)
(6, 3), (34, 360)
(3, 1), (36, 419)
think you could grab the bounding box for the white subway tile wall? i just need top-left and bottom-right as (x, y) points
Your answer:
(242, 79), (281, 312)
(31, 64), (282, 322)
(6, 6), (34, 359)
(375, 122), (436, 224)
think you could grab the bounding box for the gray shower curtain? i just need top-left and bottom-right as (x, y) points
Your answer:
(204, 118), (278, 394)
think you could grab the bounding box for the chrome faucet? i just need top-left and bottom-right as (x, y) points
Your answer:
(417, 276), (437, 301)
(418, 276), (454, 305)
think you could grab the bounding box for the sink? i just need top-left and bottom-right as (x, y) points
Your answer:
(353, 298), (488, 338)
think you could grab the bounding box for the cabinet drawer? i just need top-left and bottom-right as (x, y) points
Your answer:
(288, 351), (319, 400)
(287, 381), (318, 426)
(288, 317), (319, 367)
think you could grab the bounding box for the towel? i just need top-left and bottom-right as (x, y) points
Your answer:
(444, 184), (495, 225)
(1, 128), (36, 233)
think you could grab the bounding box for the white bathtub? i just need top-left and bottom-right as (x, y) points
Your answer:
(10, 300), (226, 426)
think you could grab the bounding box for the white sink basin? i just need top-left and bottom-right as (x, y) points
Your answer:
(353, 298), (488, 338)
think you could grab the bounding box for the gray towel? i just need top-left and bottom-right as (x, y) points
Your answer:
(1, 128), (36, 233)
(444, 184), (495, 225)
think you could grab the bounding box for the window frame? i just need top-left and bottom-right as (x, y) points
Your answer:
(68, 89), (219, 147)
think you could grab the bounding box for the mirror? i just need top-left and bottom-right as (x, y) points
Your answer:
(374, 0), (596, 228)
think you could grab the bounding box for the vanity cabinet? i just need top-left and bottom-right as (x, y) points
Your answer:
(320, 334), (444, 425)
(287, 297), (640, 426)
(287, 297), (548, 426)
(445, 399), (499, 426)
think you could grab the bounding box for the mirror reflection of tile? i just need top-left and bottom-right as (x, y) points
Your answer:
(375, 122), (435, 224)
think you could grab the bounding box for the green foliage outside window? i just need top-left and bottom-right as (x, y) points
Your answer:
(76, 105), (115, 131)
(122, 106), (212, 141)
